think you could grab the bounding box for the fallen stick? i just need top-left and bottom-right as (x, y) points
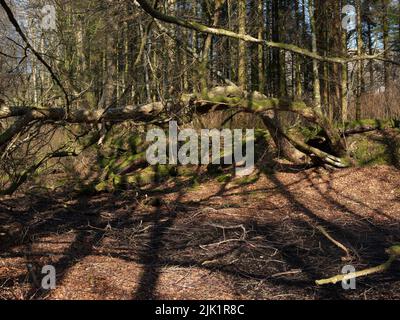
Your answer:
(316, 245), (400, 286)
(316, 225), (350, 258)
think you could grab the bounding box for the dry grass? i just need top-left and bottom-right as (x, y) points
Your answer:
(346, 80), (400, 120)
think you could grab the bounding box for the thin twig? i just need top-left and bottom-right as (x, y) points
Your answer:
(316, 225), (351, 258)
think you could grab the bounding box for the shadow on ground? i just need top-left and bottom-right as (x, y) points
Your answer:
(0, 165), (400, 300)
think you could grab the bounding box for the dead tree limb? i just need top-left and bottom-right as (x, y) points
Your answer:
(316, 226), (351, 258)
(316, 245), (400, 286)
(0, 84), (351, 168)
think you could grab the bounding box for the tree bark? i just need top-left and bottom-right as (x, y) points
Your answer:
(308, 0), (321, 111)
(355, 0), (364, 121)
(238, 0), (247, 89)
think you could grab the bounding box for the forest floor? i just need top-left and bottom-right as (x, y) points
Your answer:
(1, 162), (400, 300)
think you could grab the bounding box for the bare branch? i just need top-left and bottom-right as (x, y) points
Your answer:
(0, 0), (71, 110)
(136, 0), (396, 66)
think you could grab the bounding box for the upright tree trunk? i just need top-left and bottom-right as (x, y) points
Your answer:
(294, 0), (303, 99)
(271, 0), (280, 96)
(367, 24), (374, 87)
(309, 0), (321, 111)
(191, 0), (199, 90)
(99, 14), (117, 108)
(382, 0), (390, 90)
(355, 0), (363, 120)
(341, 21), (348, 122)
(278, 1), (286, 97)
(258, 0), (266, 93)
(199, 0), (224, 93)
(238, 0), (247, 88)
(330, 1), (342, 121)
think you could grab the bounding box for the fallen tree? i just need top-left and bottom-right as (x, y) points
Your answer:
(0, 0), (398, 196)
(0, 84), (351, 168)
(6, 68), (400, 195)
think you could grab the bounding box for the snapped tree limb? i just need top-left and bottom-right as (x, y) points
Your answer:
(316, 245), (400, 285)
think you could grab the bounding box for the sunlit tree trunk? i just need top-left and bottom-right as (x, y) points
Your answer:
(309, 0), (321, 111)
(294, 0), (303, 99)
(238, 0), (247, 88)
(355, 0), (363, 120)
